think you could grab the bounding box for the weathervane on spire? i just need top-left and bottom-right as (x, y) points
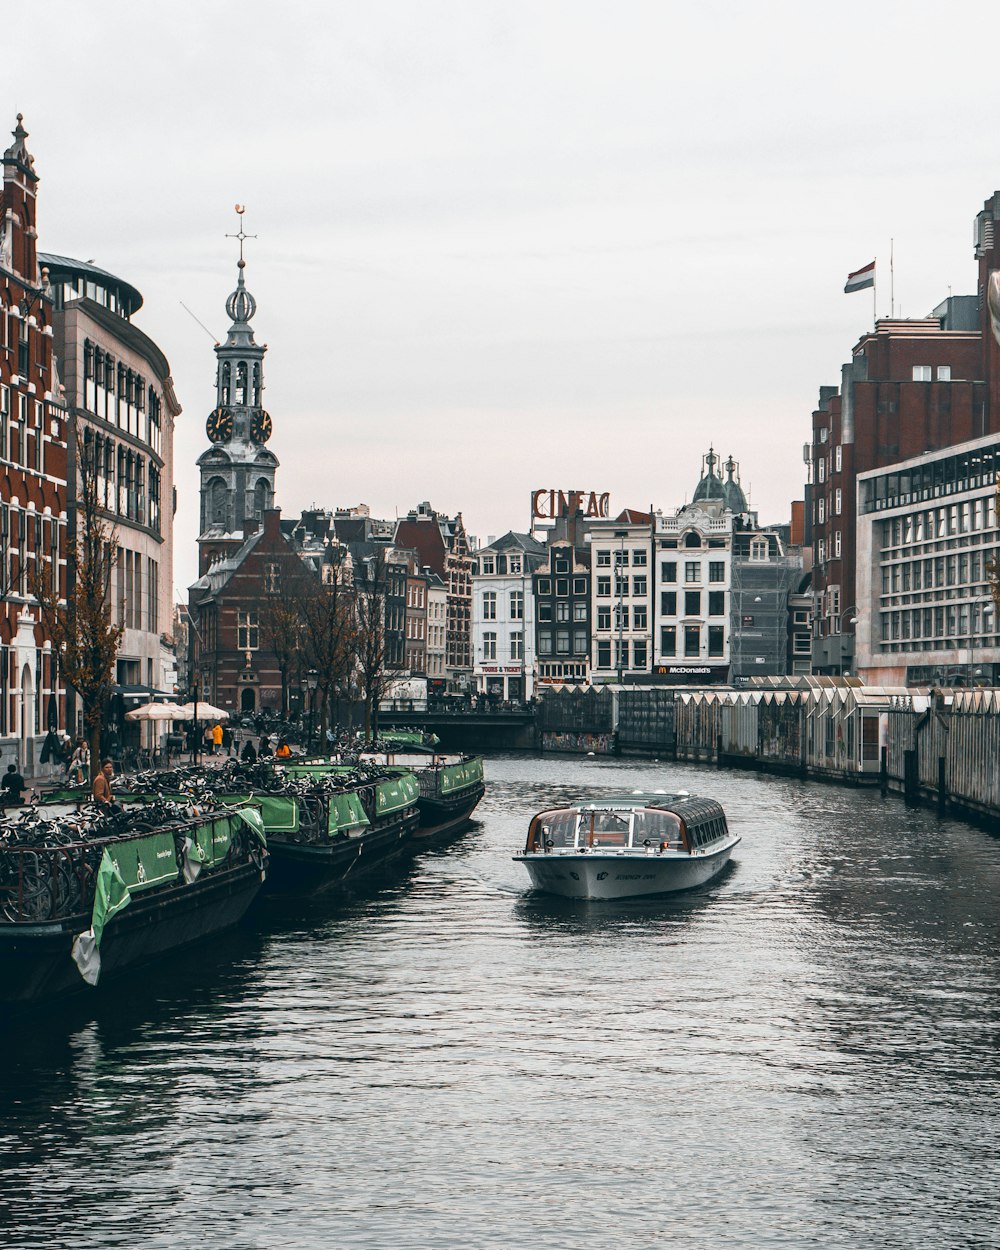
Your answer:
(225, 204), (257, 270)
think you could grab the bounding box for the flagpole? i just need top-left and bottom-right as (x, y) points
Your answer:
(873, 257), (877, 329)
(890, 238), (894, 318)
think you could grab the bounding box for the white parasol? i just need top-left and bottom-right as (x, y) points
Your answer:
(125, 701), (187, 722)
(178, 703), (229, 721)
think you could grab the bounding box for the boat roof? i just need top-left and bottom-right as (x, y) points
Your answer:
(537, 792), (725, 820)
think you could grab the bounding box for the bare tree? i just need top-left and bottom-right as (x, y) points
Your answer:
(355, 546), (401, 740)
(295, 555), (357, 745)
(34, 448), (123, 767)
(260, 594), (306, 719)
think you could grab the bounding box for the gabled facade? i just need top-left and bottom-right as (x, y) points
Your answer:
(472, 531), (545, 703)
(588, 509), (653, 684)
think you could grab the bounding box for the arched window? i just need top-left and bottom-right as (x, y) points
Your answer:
(252, 362), (261, 406)
(683, 531), (702, 548)
(221, 363), (231, 405)
(253, 477), (271, 519)
(236, 361), (247, 405)
(208, 477), (229, 528)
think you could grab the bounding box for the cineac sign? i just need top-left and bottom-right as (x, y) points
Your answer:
(532, 489), (610, 521)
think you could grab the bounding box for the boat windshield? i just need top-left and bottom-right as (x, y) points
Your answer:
(534, 806), (684, 850)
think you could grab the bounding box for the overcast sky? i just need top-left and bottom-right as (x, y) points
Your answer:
(12, 1), (1000, 594)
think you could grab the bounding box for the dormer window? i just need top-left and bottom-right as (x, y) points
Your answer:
(750, 538), (769, 562)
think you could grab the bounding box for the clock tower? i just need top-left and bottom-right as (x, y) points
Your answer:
(197, 208), (279, 575)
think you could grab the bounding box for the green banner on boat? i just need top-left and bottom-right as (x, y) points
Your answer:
(383, 730), (440, 747)
(188, 818), (234, 868)
(90, 846), (133, 946)
(327, 791), (370, 836)
(374, 773), (420, 816)
(105, 831), (179, 893)
(440, 758), (484, 795)
(255, 795), (299, 834)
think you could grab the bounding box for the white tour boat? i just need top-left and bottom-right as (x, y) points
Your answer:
(514, 791), (739, 900)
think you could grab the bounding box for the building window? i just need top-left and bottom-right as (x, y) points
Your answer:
(835, 445), (842, 471)
(597, 606), (611, 630)
(237, 610), (259, 650)
(614, 605), (629, 630)
(661, 590), (677, 615)
(632, 575), (647, 597)
(573, 631), (587, 655)
(684, 561), (700, 583)
(597, 575), (611, 597)
(556, 601), (570, 622)
(264, 563), (280, 594)
(482, 591), (496, 620)
(483, 631), (497, 660)
(684, 590), (701, 616)
(508, 554), (521, 575)
(708, 625), (724, 657)
(834, 488), (842, 514)
(912, 365), (932, 381)
(708, 590), (725, 616)
(538, 631), (553, 656)
(708, 561), (724, 582)
(834, 531), (842, 558)
(661, 561), (677, 583)
(573, 602), (587, 622)
(937, 365), (951, 381)
(633, 605), (647, 630)
(660, 626), (676, 656)
(633, 641), (647, 668)
(597, 640), (611, 668)
(573, 577), (587, 595)
(509, 589), (523, 619)
(615, 639), (629, 669)
(555, 578), (569, 597)
(684, 626), (700, 657)
(510, 631), (523, 660)
(596, 549), (611, 566)
(632, 550), (647, 567)
(537, 577), (551, 595)
(750, 539), (769, 561)
(556, 630), (570, 653)
(614, 549), (629, 568)
(480, 556), (495, 575)
(538, 602), (552, 622)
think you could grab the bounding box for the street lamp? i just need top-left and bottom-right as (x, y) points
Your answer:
(306, 669), (319, 753)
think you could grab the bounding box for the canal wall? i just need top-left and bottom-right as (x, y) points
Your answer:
(538, 682), (1000, 828)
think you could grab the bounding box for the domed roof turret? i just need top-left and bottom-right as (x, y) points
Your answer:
(722, 455), (748, 512)
(692, 447), (726, 503)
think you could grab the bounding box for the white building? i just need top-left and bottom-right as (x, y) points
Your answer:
(588, 510), (653, 682)
(472, 532), (545, 703)
(855, 433), (1000, 687)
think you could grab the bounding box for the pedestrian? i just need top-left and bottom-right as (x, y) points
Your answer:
(259, 735), (272, 757)
(240, 739), (258, 764)
(92, 759), (115, 808)
(211, 723), (224, 755)
(222, 726), (233, 755)
(275, 739), (292, 759)
(67, 739), (90, 786)
(1, 762), (27, 805)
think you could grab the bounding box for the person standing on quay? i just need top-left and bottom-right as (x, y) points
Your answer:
(212, 722), (224, 755)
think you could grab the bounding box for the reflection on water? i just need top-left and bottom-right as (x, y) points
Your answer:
(3, 753), (1000, 1249)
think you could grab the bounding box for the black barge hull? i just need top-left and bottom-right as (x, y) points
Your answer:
(414, 782), (485, 842)
(0, 860), (264, 1007)
(265, 810), (419, 894)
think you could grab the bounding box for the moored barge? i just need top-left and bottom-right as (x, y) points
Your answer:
(0, 800), (267, 1006)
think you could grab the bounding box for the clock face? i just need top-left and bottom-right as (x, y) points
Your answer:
(251, 411), (273, 444)
(206, 407), (233, 443)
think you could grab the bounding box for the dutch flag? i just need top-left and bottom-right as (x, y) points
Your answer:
(844, 261), (876, 294)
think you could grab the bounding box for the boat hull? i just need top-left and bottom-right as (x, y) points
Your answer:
(265, 810), (419, 894)
(515, 838), (739, 900)
(414, 782), (485, 842)
(0, 861), (265, 1007)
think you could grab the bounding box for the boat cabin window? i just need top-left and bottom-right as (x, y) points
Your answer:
(630, 809), (682, 848)
(688, 815), (728, 847)
(537, 809), (579, 849)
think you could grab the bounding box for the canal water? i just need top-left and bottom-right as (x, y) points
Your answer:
(3, 754), (1000, 1249)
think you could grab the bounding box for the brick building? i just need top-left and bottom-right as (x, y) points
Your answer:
(0, 115), (68, 773)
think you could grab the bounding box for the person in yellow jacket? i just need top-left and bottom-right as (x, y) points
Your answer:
(211, 723), (224, 755)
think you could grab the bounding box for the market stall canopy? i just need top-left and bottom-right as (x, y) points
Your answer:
(125, 701), (187, 722)
(178, 703), (229, 721)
